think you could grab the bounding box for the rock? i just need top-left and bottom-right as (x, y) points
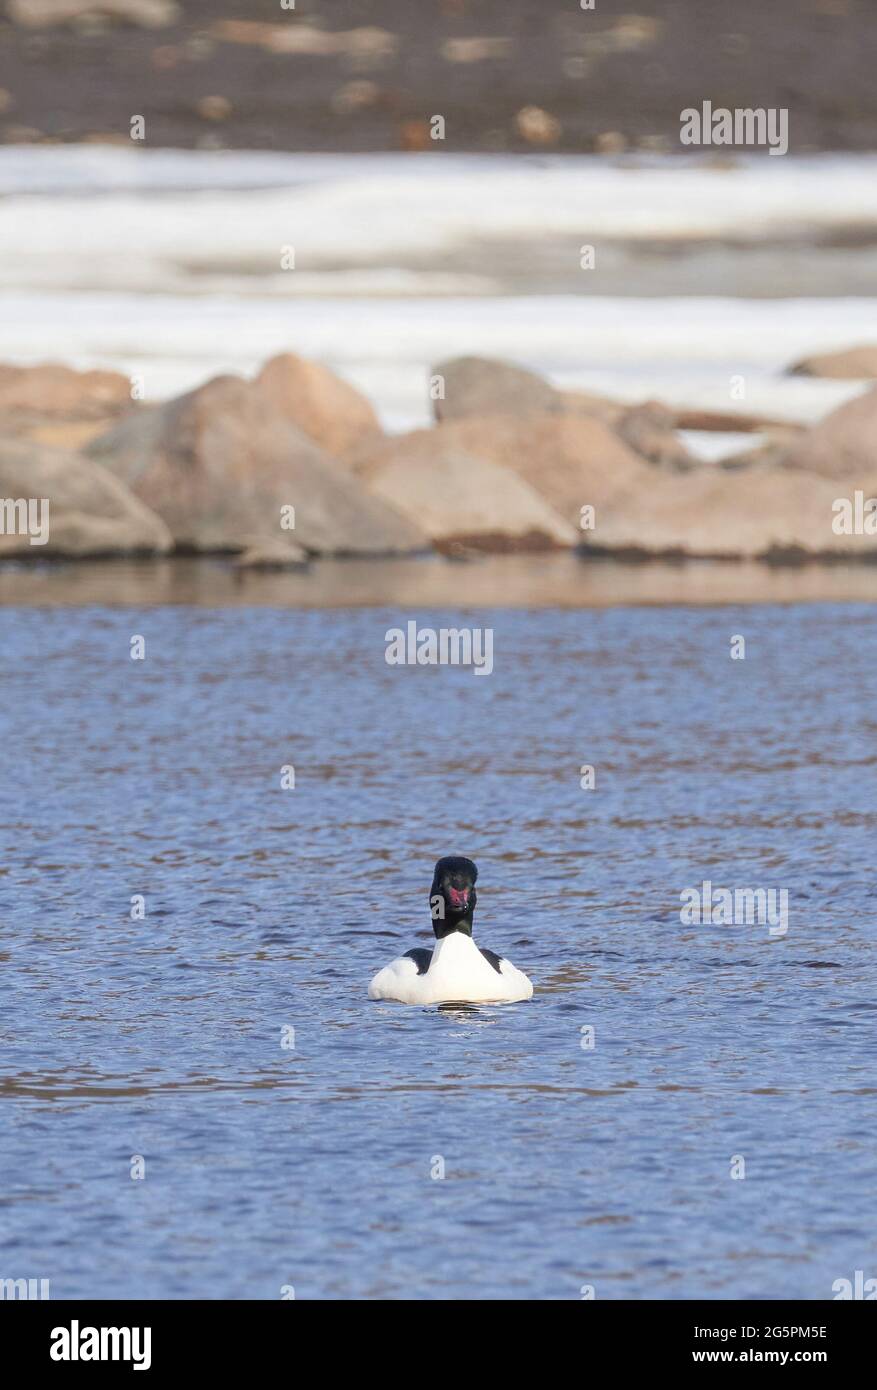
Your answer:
(781, 386), (877, 479)
(556, 389), (626, 426)
(351, 429), (577, 551)
(336, 26), (400, 65)
(561, 394), (787, 455)
(208, 20), (289, 49)
(87, 373), (425, 556)
(18, 419), (118, 450)
(234, 541), (310, 571)
(589, 462), (876, 560)
(594, 131), (627, 154)
(0, 437), (171, 558)
(430, 358), (693, 470)
(411, 412), (654, 531)
(672, 407), (804, 433)
(615, 400), (698, 471)
(716, 428), (802, 471)
(431, 356), (557, 422)
(399, 120), (432, 152)
(254, 354), (382, 458)
(196, 95), (233, 122)
(441, 37), (513, 63)
(0, 362), (132, 418)
(377, 410), (846, 557)
(209, 21), (398, 61)
(788, 346), (877, 379)
(7, 0), (179, 28)
(331, 81), (381, 115)
(609, 16), (663, 49)
(515, 106), (562, 146)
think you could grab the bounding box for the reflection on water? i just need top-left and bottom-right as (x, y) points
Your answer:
(3, 554), (877, 608)
(1, 604), (876, 1299)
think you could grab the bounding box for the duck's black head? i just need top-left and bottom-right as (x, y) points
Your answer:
(430, 855), (478, 937)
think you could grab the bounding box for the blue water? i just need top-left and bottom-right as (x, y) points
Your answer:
(2, 604), (876, 1300)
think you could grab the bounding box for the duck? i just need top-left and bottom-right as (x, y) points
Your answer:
(368, 856), (533, 1005)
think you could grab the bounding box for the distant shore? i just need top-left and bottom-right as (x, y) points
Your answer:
(0, 1), (875, 155)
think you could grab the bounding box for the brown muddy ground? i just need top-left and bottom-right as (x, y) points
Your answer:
(0, 0), (874, 154)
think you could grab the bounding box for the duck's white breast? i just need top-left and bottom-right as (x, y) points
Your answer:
(369, 931), (533, 1004)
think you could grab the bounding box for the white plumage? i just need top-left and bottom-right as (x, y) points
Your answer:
(368, 865), (533, 1007)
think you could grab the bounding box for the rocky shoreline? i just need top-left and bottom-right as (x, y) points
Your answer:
(2, 348), (877, 569)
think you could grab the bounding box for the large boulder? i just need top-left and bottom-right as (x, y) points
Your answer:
(430, 356), (695, 469)
(15, 420), (113, 451)
(87, 374), (425, 556)
(781, 386), (877, 480)
(415, 412), (654, 531)
(401, 401), (877, 559)
(789, 346), (877, 379)
(556, 388), (625, 426)
(254, 353), (382, 457)
(431, 356), (557, 422)
(0, 437), (171, 557)
(351, 429), (577, 551)
(589, 462), (877, 560)
(0, 362), (132, 419)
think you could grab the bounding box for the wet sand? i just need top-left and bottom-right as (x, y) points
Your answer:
(4, 554), (877, 607)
